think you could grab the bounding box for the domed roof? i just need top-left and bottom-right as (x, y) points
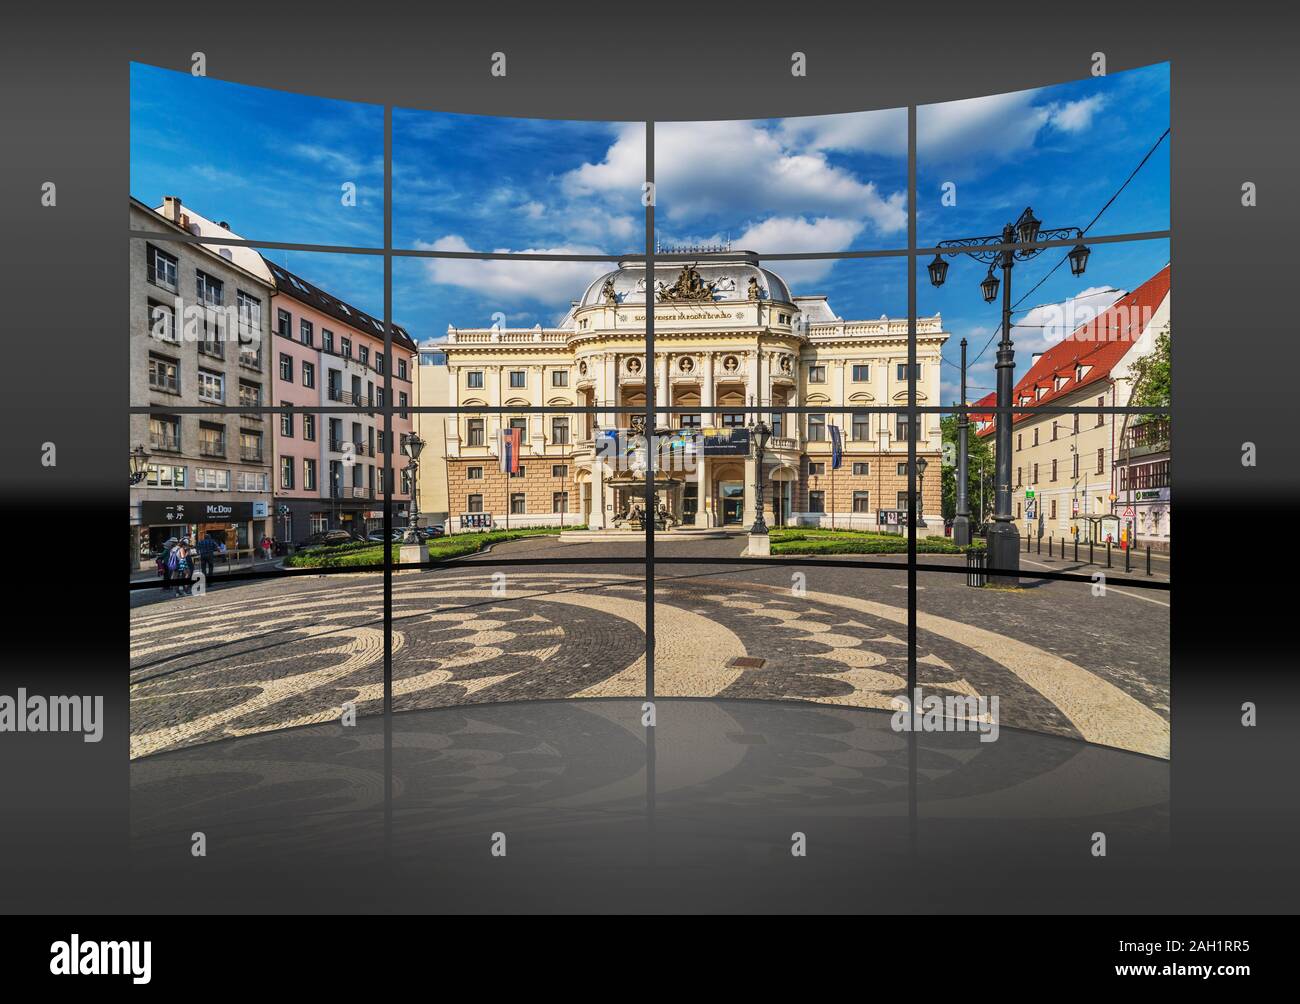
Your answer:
(578, 251), (792, 307)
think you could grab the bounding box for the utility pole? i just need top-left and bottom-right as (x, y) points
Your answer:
(953, 336), (971, 544)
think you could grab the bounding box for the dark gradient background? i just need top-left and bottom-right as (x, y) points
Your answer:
(1, 1), (1296, 914)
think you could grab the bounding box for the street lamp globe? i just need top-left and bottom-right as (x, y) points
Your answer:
(129, 445), (149, 485)
(1016, 207), (1041, 246)
(400, 431), (425, 460)
(980, 268), (1001, 304)
(927, 254), (949, 288)
(1068, 243), (1091, 277)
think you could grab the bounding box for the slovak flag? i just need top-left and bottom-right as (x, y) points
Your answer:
(500, 426), (522, 474)
(828, 424), (843, 470)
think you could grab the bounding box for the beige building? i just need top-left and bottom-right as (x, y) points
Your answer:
(975, 264), (1170, 547)
(417, 253), (946, 532)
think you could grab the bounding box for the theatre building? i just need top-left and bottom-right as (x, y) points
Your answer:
(422, 252), (947, 531)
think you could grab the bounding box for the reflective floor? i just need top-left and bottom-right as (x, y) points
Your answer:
(129, 700), (1168, 912)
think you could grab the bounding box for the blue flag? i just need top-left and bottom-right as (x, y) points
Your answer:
(829, 424), (843, 470)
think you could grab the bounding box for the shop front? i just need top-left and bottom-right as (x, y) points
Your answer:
(137, 499), (271, 569)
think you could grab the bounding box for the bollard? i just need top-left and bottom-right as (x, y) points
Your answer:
(1146, 545), (1152, 576)
(1107, 542), (1112, 568)
(1125, 543), (1131, 573)
(1074, 537), (1079, 562)
(1049, 536), (1053, 559)
(1037, 535), (1041, 555)
(1089, 539), (1093, 565)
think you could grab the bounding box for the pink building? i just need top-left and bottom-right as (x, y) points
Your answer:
(265, 260), (419, 544)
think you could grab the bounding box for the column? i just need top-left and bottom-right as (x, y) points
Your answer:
(590, 460), (607, 529)
(702, 353), (715, 428)
(655, 352), (669, 429)
(694, 454), (708, 528)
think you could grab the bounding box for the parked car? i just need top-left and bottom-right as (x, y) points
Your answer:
(296, 529), (363, 550)
(422, 525), (446, 539)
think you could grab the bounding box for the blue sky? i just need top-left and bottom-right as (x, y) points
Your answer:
(132, 61), (1169, 401)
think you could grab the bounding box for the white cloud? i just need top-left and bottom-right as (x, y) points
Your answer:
(1046, 95), (1106, 133)
(919, 90), (1105, 166)
(417, 236), (608, 306)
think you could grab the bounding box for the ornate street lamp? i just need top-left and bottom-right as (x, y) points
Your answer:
(915, 456), (929, 528)
(932, 208), (1092, 583)
(927, 254), (949, 288)
(129, 445), (149, 486)
(750, 420), (772, 535)
(1068, 242), (1091, 277)
(980, 266), (1001, 304)
(400, 431), (425, 544)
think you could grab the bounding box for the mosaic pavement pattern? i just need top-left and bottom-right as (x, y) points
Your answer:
(130, 570), (1169, 759)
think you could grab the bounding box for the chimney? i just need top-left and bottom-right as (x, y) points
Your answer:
(161, 195), (183, 223)
(218, 221), (230, 230)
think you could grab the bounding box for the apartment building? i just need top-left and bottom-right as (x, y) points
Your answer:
(974, 264), (1171, 547)
(129, 197), (275, 568)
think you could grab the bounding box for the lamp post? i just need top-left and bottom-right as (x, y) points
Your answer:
(953, 337), (971, 545)
(929, 207), (1091, 583)
(915, 456), (929, 528)
(750, 420), (771, 535)
(400, 431), (425, 544)
(129, 445), (149, 486)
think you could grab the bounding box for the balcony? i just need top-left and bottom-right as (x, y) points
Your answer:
(1124, 419), (1170, 459)
(329, 486), (370, 500)
(329, 439), (370, 456)
(199, 443), (226, 458)
(240, 448), (264, 463)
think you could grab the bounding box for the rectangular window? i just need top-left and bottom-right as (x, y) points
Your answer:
(1017, 466), (1022, 486)
(551, 417), (570, 445)
(303, 414), (316, 441)
(398, 358), (407, 380)
(239, 429), (263, 463)
(375, 352), (384, 374)
(197, 368), (224, 404)
(467, 466), (483, 480)
(808, 490), (825, 514)
(852, 412), (870, 441)
(552, 370), (568, 387)
(1051, 459), (1058, 482)
(198, 422), (225, 457)
(280, 405), (294, 438)
(153, 413), (184, 452)
(897, 491), (911, 510)
(277, 308), (292, 338)
(510, 466), (526, 479)
(510, 493), (526, 515)
(1097, 396), (1105, 427)
(509, 417), (528, 444)
(146, 245), (178, 290)
(299, 319), (314, 346)
(1032, 428), (1039, 446)
(239, 380), (261, 409)
(148, 299), (177, 342)
(552, 492), (569, 513)
(303, 459), (316, 491)
(194, 468), (230, 491)
(359, 345), (369, 367)
(302, 360), (315, 388)
(722, 413), (746, 428)
(851, 364), (870, 382)
(236, 471), (268, 493)
(1032, 462), (1039, 483)
(145, 464), (186, 488)
(309, 512), (327, 534)
(807, 414), (826, 441)
(280, 456), (295, 490)
(1051, 421), (1058, 441)
(852, 491), (871, 513)
(897, 363), (920, 381)
(808, 462), (825, 476)
(1050, 499), (1058, 519)
(897, 462), (908, 476)
(148, 354), (179, 393)
(341, 336), (352, 358)
(322, 329), (334, 353)
(852, 462), (870, 475)
(1097, 448), (1105, 474)
(808, 365), (826, 383)
(466, 419), (485, 446)
(467, 371), (484, 389)
(279, 353), (293, 381)
(509, 370), (526, 388)
(467, 494), (483, 513)
(552, 464), (567, 478)
(895, 416), (915, 442)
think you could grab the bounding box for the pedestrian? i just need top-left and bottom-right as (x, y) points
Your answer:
(260, 534), (274, 561)
(173, 538), (193, 596)
(196, 534), (218, 578)
(157, 546), (171, 592)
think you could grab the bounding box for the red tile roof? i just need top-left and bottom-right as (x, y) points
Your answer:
(972, 264), (1169, 434)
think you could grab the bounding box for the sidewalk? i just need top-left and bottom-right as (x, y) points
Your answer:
(129, 555), (284, 583)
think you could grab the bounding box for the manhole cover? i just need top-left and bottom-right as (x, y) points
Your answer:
(728, 656), (766, 669)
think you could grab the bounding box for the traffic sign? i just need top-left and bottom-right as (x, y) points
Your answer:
(1025, 488), (1036, 499)
(1122, 504), (1136, 518)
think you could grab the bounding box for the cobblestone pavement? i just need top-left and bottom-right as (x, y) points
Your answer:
(130, 535), (1169, 759)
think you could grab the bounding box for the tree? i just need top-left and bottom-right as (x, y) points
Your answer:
(1127, 324), (1171, 425)
(941, 413), (995, 526)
